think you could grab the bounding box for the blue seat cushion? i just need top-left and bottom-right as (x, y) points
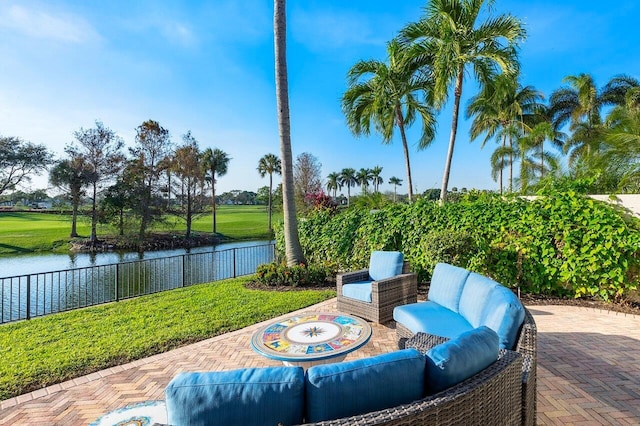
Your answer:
(393, 301), (474, 339)
(368, 251), (404, 281)
(427, 263), (470, 312)
(425, 326), (499, 394)
(341, 281), (372, 303)
(305, 348), (425, 423)
(165, 367), (304, 426)
(458, 273), (499, 327)
(480, 285), (525, 349)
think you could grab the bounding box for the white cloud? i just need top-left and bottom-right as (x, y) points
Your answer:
(0, 3), (101, 44)
(160, 21), (197, 48)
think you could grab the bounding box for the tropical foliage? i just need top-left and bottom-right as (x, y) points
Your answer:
(277, 191), (640, 301)
(399, 0), (525, 201)
(257, 153), (281, 232)
(342, 39), (436, 202)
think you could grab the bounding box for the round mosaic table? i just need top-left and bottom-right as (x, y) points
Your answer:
(251, 312), (372, 369)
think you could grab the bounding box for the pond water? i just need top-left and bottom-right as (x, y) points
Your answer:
(0, 240), (275, 323)
(0, 240), (271, 278)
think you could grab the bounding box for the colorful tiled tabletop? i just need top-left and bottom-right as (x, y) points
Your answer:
(251, 312), (372, 368)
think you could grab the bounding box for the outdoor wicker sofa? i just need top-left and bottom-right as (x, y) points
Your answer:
(336, 251), (417, 323)
(302, 350), (523, 426)
(160, 328), (524, 426)
(394, 263), (538, 426)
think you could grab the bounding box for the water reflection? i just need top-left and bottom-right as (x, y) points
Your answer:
(0, 240), (272, 278)
(0, 241), (276, 323)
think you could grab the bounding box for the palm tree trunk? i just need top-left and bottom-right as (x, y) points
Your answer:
(509, 136), (514, 192)
(90, 182), (98, 244)
(395, 104), (414, 202)
(186, 190), (192, 238)
(211, 178), (217, 234)
(500, 134), (506, 195)
(275, 0), (304, 266)
(70, 191), (79, 238)
(393, 184), (397, 202)
(440, 67), (464, 203)
(119, 208), (124, 236)
(540, 141), (544, 178)
(267, 172), (273, 233)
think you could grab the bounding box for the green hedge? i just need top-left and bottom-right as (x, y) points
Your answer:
(276, 192), (640, 300)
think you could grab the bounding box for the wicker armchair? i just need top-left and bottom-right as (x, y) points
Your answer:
(337, 260), (417, 324)
(396, 307), (537, 426)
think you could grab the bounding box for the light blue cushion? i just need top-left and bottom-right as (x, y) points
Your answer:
(305, 348), (425, 423)
(393, 301), (474, 339)
(368, 251), (404, 281)
(458, 273), (499, 327)
(427, 263), (471, 312)
(165, 367), (304, 426)
(341, 281), (372, 303)
(481, 285), (525, 349)
(425, 326), (499, 394)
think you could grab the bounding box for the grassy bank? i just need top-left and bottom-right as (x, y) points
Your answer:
(0, 206), (281, 255)
(0, 276), (335, 400)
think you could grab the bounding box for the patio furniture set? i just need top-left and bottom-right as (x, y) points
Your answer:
(159, 251), (537, 425)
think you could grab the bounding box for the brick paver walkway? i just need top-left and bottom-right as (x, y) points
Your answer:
(1, 299), (639, 425)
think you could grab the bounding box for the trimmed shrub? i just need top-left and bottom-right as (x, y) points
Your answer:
(256, 262), (328, 287)
(276, 191), (640, 301)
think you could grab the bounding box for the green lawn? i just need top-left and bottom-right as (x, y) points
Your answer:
(0, 212), (92, 254)
(0, 206), (281, 254)
(0, 277), (335, 400)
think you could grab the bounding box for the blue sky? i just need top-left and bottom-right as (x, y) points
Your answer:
(1, 0), (638, 196)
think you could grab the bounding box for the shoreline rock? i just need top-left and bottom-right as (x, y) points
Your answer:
(70, 233), (224, 253)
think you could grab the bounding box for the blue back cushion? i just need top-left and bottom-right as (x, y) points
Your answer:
(165, 367), (304, 426)
(481, 285), (525, 349)
(305, 349), (425, 423)
(458, 273), (499, 326)
(425, 326), (499, 394)
(368, 251), (404, 281)
(427, 263), (470, 312)
(341, 281), (373, 303)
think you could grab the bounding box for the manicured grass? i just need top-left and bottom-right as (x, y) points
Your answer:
(176, 205), (281, 240)
(0, 206), (282, 254)
(0, 277), (335, 400)
(0, 212), (92, 254)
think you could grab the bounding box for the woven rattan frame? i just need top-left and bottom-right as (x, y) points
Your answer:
(336, 262), (417, 324)
(304, 350), (522, 426)
(156, 350), (522, 426)
(395, 307), (537, 426)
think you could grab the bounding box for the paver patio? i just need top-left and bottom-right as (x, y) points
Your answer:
(1, 299), (639, 425)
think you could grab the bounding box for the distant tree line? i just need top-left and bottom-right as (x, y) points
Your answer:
(46, 119), (231, 244)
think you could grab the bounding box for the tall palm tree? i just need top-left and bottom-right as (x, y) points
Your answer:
(370, 165), (383, 193)
(339, 168), (357, 206)
(400, 0), (525, 202)
(514, 125), (559, 194)
(388, 176), (403, 202)
(342, 39), (437, 202)
(49, 155), (92, 237)
(257, 153), (282, 233)
(356, 168), (373, 195)
(550, 74), (639, 168)
(603, 87), (640, 190)
(326, 172), (341, 198)
(202, 147), (230, 234)
(274, 0), (304, 265)
(467, 74), (543, 193)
